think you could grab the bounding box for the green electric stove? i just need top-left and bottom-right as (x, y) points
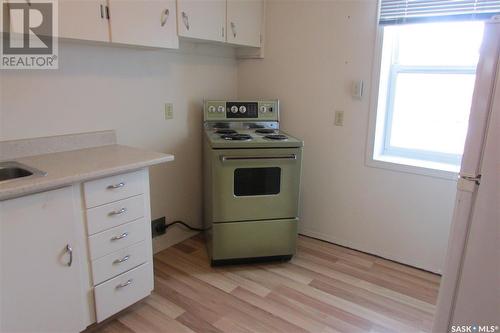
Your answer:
(202, 100), (304, 265)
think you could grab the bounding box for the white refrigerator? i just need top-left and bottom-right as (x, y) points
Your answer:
(432, 17), (500, 332)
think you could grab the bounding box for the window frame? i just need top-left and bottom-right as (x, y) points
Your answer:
(383, 65), (476, 165)
(365, 25), (469, 181)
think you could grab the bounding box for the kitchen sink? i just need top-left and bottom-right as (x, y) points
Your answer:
(0, 161), (47, 182)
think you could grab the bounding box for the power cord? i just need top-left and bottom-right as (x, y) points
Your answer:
(157, 220), (206, 233)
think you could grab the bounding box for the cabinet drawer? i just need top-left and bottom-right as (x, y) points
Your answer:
(91, 241), (148, 285)
(84, 170), (145, 208)
(94, 263), (153, 322)
(86, 195), (145, 235)
(88, 218), (146, 260)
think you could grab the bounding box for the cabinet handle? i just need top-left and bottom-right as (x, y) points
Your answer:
(182, 11), (190, 30)
(107, 182), (125, 189)
(105, 5), (110, 19)
(109, 207), (127, 216)
(111, 232), (128, 241)
(161, 8), (169, 27)
(100, 4), (104, 19)
(113, 255), (130, 264)
(116, 279), (133, 289)
(230, 21), (237, 38)
(66, 244), (73, 267)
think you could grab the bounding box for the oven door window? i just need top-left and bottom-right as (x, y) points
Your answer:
(234, 167), (281, 196)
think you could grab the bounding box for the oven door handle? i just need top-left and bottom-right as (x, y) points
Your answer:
(221, 154), (297, 162)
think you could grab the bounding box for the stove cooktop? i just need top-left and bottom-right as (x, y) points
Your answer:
(205, 129), (303, 148)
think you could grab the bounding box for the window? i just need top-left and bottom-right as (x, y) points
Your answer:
(370, 20), (484, 175)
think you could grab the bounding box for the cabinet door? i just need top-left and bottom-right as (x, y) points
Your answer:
(58, 0), (110, 41)
(109, 0), (179, 48)
(0, 187), (85, 332)
(176, 0), (225, 42)
(226, 0), (263, 47)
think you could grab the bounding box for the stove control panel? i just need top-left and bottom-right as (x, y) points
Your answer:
(204, 100), (279, 122)
(227, 102), (257, 118)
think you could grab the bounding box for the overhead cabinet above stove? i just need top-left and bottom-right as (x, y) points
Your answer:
(177, 0), (263, 47)
(55, 0), (264, 49)
(177, 0), (226, 43)
(226, 0), (263, 47)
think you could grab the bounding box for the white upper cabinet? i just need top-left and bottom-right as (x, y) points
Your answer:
(108, 0), (179, 48)
(226, 0), (263, 47)
(0, 187), (85, 333)
(55, 0), (264, 50)
(177, 0), (226, 42)
(58, 0), (110, 41)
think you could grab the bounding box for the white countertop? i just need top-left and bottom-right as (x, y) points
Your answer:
(0, 144), (174, 201)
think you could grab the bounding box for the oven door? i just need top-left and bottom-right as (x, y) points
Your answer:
(210, 148), (302, 222)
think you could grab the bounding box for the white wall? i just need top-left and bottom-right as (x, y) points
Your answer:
(0, 40), (238, 251)
(0, 1), (458, 272)
(237, 0), (457, 273)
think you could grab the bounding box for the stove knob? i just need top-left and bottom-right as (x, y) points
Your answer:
(260, 106), (267, 113)
(239, 106), (247, 113)
(230, 106), (238, 113)
(208, 106), (216, 113)
(218, 106), (225, 113)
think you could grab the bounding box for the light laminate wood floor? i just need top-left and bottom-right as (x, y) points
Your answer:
(92, 234), (441, 333)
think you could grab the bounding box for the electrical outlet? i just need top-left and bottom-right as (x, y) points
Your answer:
(151, 217), (166, 238)
(334, 110), (344, 126)
(164, 103), (173, 120)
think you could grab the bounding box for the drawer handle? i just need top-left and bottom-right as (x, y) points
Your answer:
(113, 255), (130, 264)
(66, 244), (73, 267)
(109, 207), (127, 216)
(107, 182), (125, 189)
(111, 232), (128, 241)
(116, 279), (133, 289)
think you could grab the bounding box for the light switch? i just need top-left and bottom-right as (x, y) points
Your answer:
(334, 110), (344, 126)
(352, 80), (364, 99)
(164, 103), (173, 120)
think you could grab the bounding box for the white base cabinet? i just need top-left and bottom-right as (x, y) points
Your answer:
(84, 168), (154, 323)
(94, 263), (153, 322)
(0, 168), (155, 331)
(0, 187), (86, 333)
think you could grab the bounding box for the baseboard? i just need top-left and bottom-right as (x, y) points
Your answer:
(152, 225), (198, 254)
(299, 228), (442, 274)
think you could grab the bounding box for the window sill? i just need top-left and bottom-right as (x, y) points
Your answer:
(366, 154), (459, 181)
